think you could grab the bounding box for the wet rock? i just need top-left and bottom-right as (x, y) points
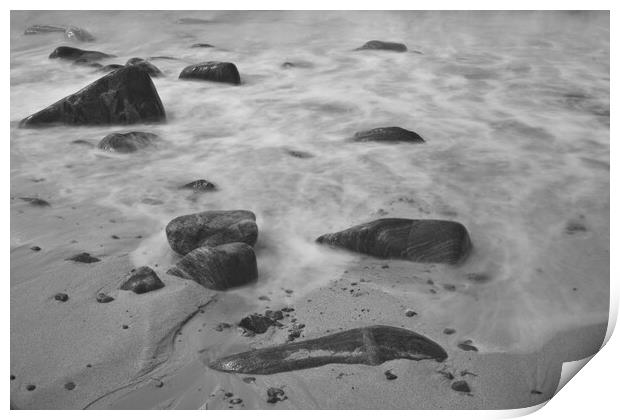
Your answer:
(26, 384), (36, 391)
(281, 61), (313, 69)
(54, 293), (69, 302)
(353, 127), (424, 143)
(96, 293), (114, 303)
(316, 219), (472, 264)
(49, 46), (113, 61)
(179, 61), (241, 85)
(100, 64), (124, 73)
(24, 24), (66, 35)
(384, 370), (398, 380)
(242, 377), (256, 383)
(457, 341), (478, 352)
(181, 179), (217, 192)
(209, 325), (448, 374)
(239, 314), (279, 334)
(65, 27), (95, 42)
(125, 58), (163, 77)
(405, 309), (417, 317)
(120, 266), (165, 294)
(166, 210), (257, 255)
(98, 131), (159, 153)
(565, 220), (587, 234)
(19, 66), (166, 127)
(167, 243), (258, 290)
(355, 40), (407, 52)
(66, 252), (100, 263)
(30, 246), (41, 251)
(191, 43), (214, 48)
(451, 380), (471, 393)
(266, 387), (287, 404)
(19, 197), (50, 207)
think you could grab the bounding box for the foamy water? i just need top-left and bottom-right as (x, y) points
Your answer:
(11, 11), (609, 352)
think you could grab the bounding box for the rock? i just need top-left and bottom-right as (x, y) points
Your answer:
(190, 43), (214, 48)
(125, 58), (163, 77)
(96, 293), (114, 303)
(64, 381), (76, 390)
(239, 313), (279, 334)
(215, 322), (232, 332)
(98, 131), (159, 153)
(451, 380), (471, 393)
(24, 24), (66, 35)
(167, 243), (258, 290)
(54, 293), (69, 302)
(64, 27), (95, 42)
(100, 64), (124, 73)
(457, 340), (478, 352)
(19, 66), (166, 127)
(316, 218), (472, 264)
(384, 370), (398, 380)
(355, 40), (407, 52)
(180, 179), (217, 192)
(66, 252), (100, 263)
(405, 309), (417, 317)
(443, 328), (456, 335)
(165, 210), (257, 255)
(209, 325), (448, 374)
(179, 61), (241, 85)
(266, 388), (287, 404)
(49, 46), (114, 61)
(120, 266), (165, 294)
(353, 127), (424, 143)
(30, 246), (41, 251)
(19, 197), (50, 207)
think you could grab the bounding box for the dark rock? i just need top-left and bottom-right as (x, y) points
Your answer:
(443, 328), (456, 335)
(181, 179), (217, 192)
(466, 273), (491, 283)
(531, 389), (543, 395)
(405, 309), (417, 317)
(120, 266), (165, 294)
(24, 24), (66, 35)
(26, 384), (36, 391)
(19, 197), (50, 207)
(451, 380), (471, 393)
(179, 61), (241, 85)
(286, 149), (313, 158)
(98, 131), (159, 153)
(167, 243), (258, 290)
(209, 325), (448, 374)
(316, 218), (472, 264)
(54, 293), (69, 302)
(125, 58), (163, 77)
(72, 58), (102, 68)
(265, 310), (284, 321)
(30, 246), (41, 251)
(166, 210), (257, 255)
(384, 370), (398, 380)
(66, 252), (100, 263)
(229, 398), (243, 405)
(64, 27), (95, 42)
(191, 43), (214, 48)
(239, 314), (279, 334)
(355, 40), (407, 52)
(266, 387), (287, 404)
(457, 341), (478, 352)
(242, 377), (256, 383)
(96, 293), (114, 303)
(64, 381), (76, 390)
(19, 66), (166, 127)
(49, 46), (113, 61)
(100, 64), (124, 73)
(353, 127), (424, 143)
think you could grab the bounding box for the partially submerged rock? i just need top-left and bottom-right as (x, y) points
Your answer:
(166, 210), (257, 255)
(120, 266), (165, 294)
(167, 243), (258, 290)
(180, 179), (217, 192)
(19, 66), (166, 127)
(64, 27), (95, 42)
(179, 61), (241, 85)
(353, 127), (424, 143)
(98, 131), (159, 153)
(49, 46), (113, 61)
(125, 58), (163, 77)
(239, 313), (279, 334)
(208, 325), (447, 374)
(66, 252), (100, 263)
(100, 64), (124, 73)
(316, 218), (472, 264)
(355, 40), (407, 52)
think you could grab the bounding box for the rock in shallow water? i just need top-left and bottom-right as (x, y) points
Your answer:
(316, 218), (472, 264)
(19, 66), (166, 127)
(64, 27), (95, 42)
(166, 210), (257, 255)
(181, 179), (217, 192)
(355, 40), (407, 52)
(208, 325), (447, 374)
(179, 61), (241, 85)
(353, 127), (424, 143)
(98, 131), (159, 153)
(167, 243), (258, 290)
(120, 266), (165, 294)
(49, 46), (113, 61)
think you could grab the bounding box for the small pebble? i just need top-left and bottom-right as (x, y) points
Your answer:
(30, 246), (41, 251)
(457, 341), (478, 352)
(443, 328), (456, 335)
(451, 380), (471, 393)
(384, 370), (398, 380)
(229, 398), (243, 405)
(11, 375), (15, 380)
(122, 325), (129, 330)
(54, 293), (69, 302)
(96, 293), (114, 303)
(64, 382), (76, 390)
(266, 387), (287, 404)
(405, 309), (417, 317)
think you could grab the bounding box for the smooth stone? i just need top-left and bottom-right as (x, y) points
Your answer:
(30, 246), (42, 251)
(66, 252), (100, 263)
(165, 210), (257, 255)
(64, 27), (95, 42)
(19, 66), (166, 127)
(24, 24), (66, 35)
(281, 61), (313, 69)
(208, 325), (448, 374)
(119, 266), (165, 294)
(167, 243), (258, 290)
(49, 46), (113, 61)
(355, 40), (407, 52)
(190, 43), (214, 48)
(385, 370), (398, 380)
(353, 127), (424, 143)
(180, 179), (217, 192)
(239, 313), (279, 334)
(125, 58), (163, 77)
(19, 197), (50, 207)
(316, 218), (472, 264)
(451, 380), (471, 393)
(97, 131), (159, 153)
(285, 149), (313, 158)
(457, 341), (478, 352)
(179, 61), (241, 85)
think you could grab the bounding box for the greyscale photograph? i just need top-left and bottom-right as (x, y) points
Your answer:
(10, 10), (609, 410)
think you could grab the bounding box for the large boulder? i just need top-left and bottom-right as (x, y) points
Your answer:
(316, 218), (472, 264)
(167, 243), (258, 290)
(355, 40), (407, 52)
(125, 58), (163, 77)
(49, 46), (113, 61)
(178, 61), (241, 85)
(19, 66), (166, 127)
(98, 131), (159, 153)
(166, 210), (257, 255)
(353, 127), (424, 143)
